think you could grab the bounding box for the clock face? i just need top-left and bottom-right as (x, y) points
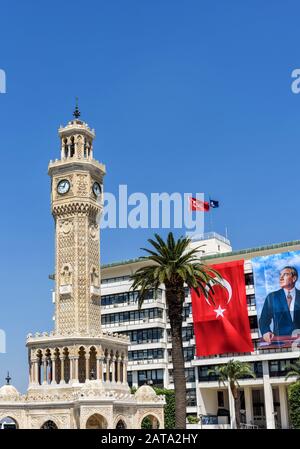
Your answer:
(57, 179), (70, 195)
(92, 182), (102, 197)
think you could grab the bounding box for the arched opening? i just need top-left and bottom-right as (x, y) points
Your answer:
(70, 136), (75, 157)
(78, 346), (86, 383)
(40, 420), (58, 429)
(54, 348), (61, 384)
(63, 138), (68, 158)
(37, 350), (42, 385)
(86, 414), (107, 429)
(141, 415), (160, 429)
(89, 346), (97, 379)
(0, 416), (18, 429)
(45, 349), (51, 384)
(116, 419), (126, 429)
(63, 347), (70, 384)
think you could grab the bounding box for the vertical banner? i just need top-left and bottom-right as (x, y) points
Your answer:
(191, 260), (253, 356)
(252, 250), (300, 348)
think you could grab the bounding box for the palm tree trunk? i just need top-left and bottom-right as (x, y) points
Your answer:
(166, 287), (186, 429)
(231, 384), (240, 429)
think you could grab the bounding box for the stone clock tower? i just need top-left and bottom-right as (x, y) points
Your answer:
(49, 106), (104, 336)
(0, 107), (165, 429)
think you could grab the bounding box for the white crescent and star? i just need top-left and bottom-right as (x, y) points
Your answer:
(213, 305), (226, 318)
(204, 276), (233, 318)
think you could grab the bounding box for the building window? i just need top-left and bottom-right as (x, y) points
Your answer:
(101, 308), (163, 325)
(101, 289), (163, 306)
(137, 369), (164, 387)
(246, 294), (256, 306)
(186, 389), (197, 406)
(217, 391), (224, 407)
(245, 273), (254, 286)
(128, 349), (164, 361)
(127, 371), (133, 387)
(119, 328), (164, 344)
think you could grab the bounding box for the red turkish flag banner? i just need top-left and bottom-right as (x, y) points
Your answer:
(191, 260), (254, 356)
(189, 197), (210, 212)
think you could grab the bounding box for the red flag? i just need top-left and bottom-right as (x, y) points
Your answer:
(189, 197), (210, 212)
(191, 260), (253, 356)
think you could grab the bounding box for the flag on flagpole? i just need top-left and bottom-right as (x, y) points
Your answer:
(209, 199), (219, 208)
(189, 197), (210, 212)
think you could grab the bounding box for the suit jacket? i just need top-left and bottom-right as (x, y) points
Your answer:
(259, 288), (300, 337)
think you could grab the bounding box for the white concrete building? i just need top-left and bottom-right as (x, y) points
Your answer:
(101, 233), (300, 429)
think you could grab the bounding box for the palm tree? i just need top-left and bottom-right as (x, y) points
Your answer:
(130, 232), (222, 429)
(208, 360), (256, 429)
(285, 358), (300, 382)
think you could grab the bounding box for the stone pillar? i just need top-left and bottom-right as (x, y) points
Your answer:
(111, 356), (116, 383)
(85, 352), (90, 381)
(69, 357), (74, 384)
(262, 360), (275, 429)
(244, 387), (253, 425)
(123, 358), (128, 384)
(51, 356), (56, 385)
(60, 355), (65, 384)
(35, 359), (40, 385)
(279, 385), (289, 429)
(74, 357), (79, 383)
(106, 355), (110, 382)
(117, 358), (121, 383)
(98, 356), (104, 381)
(43, 357), (48, 385)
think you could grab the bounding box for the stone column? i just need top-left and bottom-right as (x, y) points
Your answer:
(111, 356), (116, 383)
(98, 356), (104, 381)
(60, 355), (65, 384)
(262, 360), (275, 429)
(35, 358), (40, 385)
(117, 358), (121, 383)
(74, 357), (79, 383)
(244, 386), (254, 425)
(43, 357), (48, 385)
(85, 352), (90, 381)
(106, 355), (111, 382)
(51, 356), (56, 385)
(123, 358), (128, 384)
(279, 385), (289, 429)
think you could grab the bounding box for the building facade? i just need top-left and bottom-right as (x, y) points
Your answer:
(101, 233), (300, 429)
(0, 111), (164, 429)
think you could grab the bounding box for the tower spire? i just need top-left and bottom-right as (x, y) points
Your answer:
(73, 97), (81, 119)
(5, 372), (11, 385)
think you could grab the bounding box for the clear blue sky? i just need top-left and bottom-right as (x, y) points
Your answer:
(1, 0), (300, 392)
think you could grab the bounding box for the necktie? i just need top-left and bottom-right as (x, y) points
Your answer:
(287, 292), (293, 309)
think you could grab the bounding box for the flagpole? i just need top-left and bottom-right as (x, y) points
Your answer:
(209, 196), (213, 232)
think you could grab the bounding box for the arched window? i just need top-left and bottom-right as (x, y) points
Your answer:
(86, 414), (107, 429)
(78, 346), (86, 383)
(116, 419), (126, 429)
(141, 415), (160, 429)
(40, 420), (58, 429)
(0, 417), (18, 429)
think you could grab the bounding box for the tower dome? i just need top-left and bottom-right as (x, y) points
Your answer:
(0, 374), (20, 401)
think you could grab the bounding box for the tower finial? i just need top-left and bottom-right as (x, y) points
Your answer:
(73, 97), (81, 119)
(5, 372), (11, 385)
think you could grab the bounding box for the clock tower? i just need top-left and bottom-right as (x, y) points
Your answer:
(0, 106), (165, 428)
(48, 106), (105, 336)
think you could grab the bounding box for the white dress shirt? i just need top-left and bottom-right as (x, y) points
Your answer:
(284, 287), (296, 321)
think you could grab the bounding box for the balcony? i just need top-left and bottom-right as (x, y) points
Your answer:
(59, 285), (72, 296)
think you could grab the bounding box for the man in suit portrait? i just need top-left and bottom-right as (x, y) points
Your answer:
(259, 266), (300, 343)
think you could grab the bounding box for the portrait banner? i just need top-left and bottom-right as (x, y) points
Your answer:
(252, 250), (300, 349)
